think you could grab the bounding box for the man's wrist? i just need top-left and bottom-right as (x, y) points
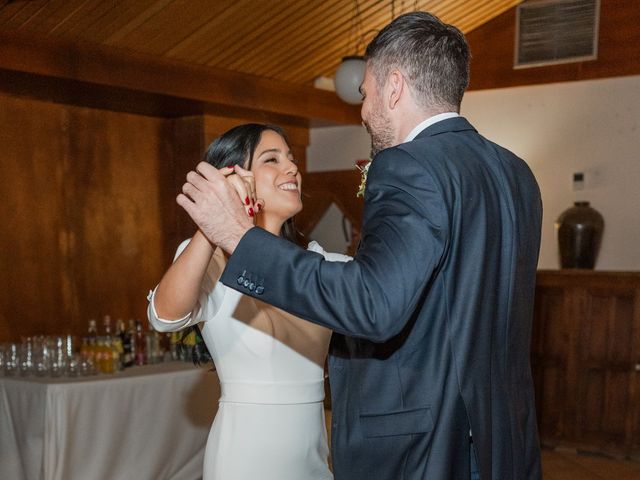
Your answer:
(222, 224), (252, 255)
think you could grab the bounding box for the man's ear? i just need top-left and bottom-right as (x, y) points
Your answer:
(387, 70), (404, 109)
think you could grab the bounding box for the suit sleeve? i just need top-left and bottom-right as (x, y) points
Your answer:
(220, 147), (448, 342)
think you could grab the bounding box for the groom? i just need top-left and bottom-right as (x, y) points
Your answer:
(179, 12), (542, 480)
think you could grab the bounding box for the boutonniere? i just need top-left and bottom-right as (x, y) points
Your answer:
(356, 158), (372, 198)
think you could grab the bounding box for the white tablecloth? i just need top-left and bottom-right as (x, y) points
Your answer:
(0, 362), (220, 480)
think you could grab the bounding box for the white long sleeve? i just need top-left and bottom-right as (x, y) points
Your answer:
(147, 239), (225, 332)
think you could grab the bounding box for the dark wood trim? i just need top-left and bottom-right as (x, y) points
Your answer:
(537, 270), (640, 288)
(0, 31), (361, 124)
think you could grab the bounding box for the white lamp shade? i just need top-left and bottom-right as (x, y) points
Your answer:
(334, 56), (366, 105)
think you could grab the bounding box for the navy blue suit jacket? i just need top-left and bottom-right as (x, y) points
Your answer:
(221, 117), (543, 479)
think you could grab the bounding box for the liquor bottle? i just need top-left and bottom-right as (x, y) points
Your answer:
(103, 315), (118, 371)
(80, 337), (93, 372)
(85, 319), (98, 367)
(87, 319), (98, 345)
(110, 330), (123, 372)
(95, 337), (106, 374)
(146, 330), (156, 364)
(118, 319), (134, 368)
(111, 335), (123, 372)
(134, 319), (147, 366)
(159, 331), (171, 362)
(103, 315), (112, 341)
(128, 319), (137, 364)
(169, 332), (180, 361)
(147, 324), (164, 364)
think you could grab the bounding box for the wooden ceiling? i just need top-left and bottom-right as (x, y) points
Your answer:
(0, 0), (522, 86)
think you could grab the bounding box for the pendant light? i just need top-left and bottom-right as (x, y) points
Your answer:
(334, 56), (366, 105)
(334, 0), (367, 105)
(334, 0), (400, 105)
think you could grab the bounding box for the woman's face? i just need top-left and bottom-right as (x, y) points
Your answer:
(250, 129), (302, 221)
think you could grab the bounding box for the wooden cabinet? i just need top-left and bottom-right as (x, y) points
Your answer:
(532, 271), (640, 457)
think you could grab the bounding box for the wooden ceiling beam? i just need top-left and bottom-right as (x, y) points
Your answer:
(0, 31), (361, 125)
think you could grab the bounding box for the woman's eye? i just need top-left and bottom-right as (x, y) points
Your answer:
(265, 157), (277, 163)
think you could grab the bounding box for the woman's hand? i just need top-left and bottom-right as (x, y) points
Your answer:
(177, 162), (265, 254)
(223, 165), (264, 219)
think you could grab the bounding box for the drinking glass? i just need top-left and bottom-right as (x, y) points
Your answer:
(4, 343), (18, 376)
(19, 337), (34, 376)
(33, 336), (51, 376)
(64, 335), (79, 376)
(50, 336), (65, 377)
(80, 355), (96, 376)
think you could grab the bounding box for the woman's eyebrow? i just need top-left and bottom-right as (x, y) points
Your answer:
(258, 148), (292, 157)
(257, 148), (281, 156)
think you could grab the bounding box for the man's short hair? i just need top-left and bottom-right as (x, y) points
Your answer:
(365, 11), (470, 112)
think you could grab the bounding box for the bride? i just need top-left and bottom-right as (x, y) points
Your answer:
(147, 124), (349, 480)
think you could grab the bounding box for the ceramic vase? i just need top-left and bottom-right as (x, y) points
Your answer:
(555, 201), (604, 269)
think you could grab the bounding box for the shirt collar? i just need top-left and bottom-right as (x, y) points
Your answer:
(403, 112), (460, 143)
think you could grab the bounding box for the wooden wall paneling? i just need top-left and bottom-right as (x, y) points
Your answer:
(564, 285), (583, 443)
(0, 93), (169, 342)
(531, 286), (570, 441)
(576, 286), (638, 452)
(1, 102), (318, 342)
(534, 271), (640, 457)
(466, 0), (640, 91)
(0, 95), (69, 341)
(57, 105), (168, 332)
(161, 115), (206, 264)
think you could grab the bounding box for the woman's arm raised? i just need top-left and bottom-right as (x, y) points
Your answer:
(153, 230), (215, 321)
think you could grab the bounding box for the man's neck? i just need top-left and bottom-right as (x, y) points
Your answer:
(402, 111), (460, 143)
(396, 106), (449, 143)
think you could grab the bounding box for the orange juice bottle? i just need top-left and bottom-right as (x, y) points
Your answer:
(104, 338), (115, 374)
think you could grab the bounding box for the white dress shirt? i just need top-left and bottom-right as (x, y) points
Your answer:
(403, 112), (460, 143)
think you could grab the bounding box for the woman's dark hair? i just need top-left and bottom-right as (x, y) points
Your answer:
(182, 123), (301, 365)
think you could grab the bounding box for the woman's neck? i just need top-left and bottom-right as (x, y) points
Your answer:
(255, 214), (285, 237)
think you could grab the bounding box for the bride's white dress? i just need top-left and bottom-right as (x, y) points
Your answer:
(148, 240), (348, 480)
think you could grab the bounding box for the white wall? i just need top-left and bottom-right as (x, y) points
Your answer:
(307, 125), (371, 172)
(307, 75), (640, 270)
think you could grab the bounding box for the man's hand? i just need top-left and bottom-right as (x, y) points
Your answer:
(177, 162), (255, 254)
